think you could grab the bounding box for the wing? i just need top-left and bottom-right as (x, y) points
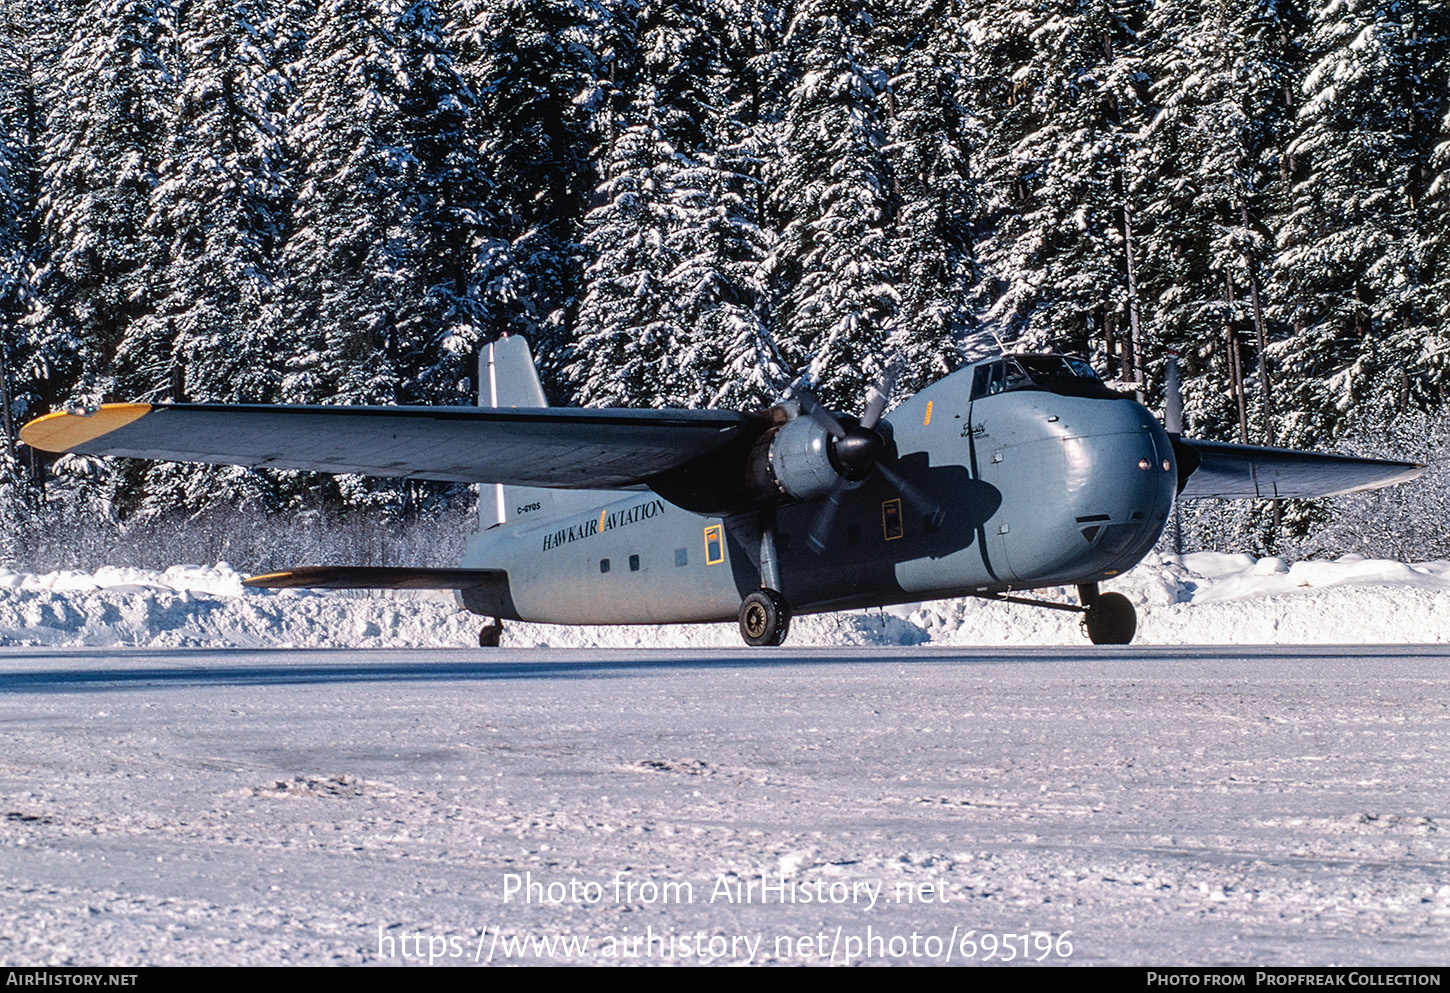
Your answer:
(1177, 438), (1424, 500)
(19, 402), (754, 488)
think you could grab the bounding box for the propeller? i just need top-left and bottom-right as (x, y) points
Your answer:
(789, 366), (945, 554)
(1162, 347), (1200, 493)
(1163, 347), (1183, 435)
(1163, 346), (1192, 559)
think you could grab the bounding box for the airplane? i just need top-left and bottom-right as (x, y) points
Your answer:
(19, 337), (1423, 647)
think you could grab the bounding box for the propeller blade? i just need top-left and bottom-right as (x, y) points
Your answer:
(859, 363), (899, 431)
(806, 476), (850, 555)
(794, 387), (848, 440)
(876, 458), (946, 530)
(1164, 347), (1184, 435)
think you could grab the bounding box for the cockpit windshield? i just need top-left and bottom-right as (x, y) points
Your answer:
(970, 354), (1121, 401)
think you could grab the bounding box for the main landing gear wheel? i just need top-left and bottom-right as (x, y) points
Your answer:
(739, 588), (791, 647)
(1082, 592), (1136, 645)
(479, 620), (504, 648)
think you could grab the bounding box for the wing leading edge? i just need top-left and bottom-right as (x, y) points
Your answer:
(244, 567), (506, 590)
(20, 402), (754, 488)
(1178, 438), (1423, 500)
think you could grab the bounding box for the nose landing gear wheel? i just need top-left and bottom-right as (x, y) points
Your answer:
(1081, 592), (1136, 645)
(739, 589), (791, 647)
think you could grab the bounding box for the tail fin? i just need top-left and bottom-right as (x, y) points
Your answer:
(480, 338), (598, 527)
(484, 334), (548, 410)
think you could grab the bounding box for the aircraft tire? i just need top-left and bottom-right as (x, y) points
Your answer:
(479, 621), (503, 648)
(739, 589), (791, 647)
(1082, 592), (1135, 645)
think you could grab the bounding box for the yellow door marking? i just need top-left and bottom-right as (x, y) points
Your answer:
(924, 400), (933, 426)
(599, 509), (607, 532)
(882, 498), (904, 541)
(19, 403), (153, 452)
(704, 524), (724, 565)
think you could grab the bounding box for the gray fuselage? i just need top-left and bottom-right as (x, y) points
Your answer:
(458, 364), (1179, 625)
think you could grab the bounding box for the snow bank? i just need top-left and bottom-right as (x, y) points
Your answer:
(1, 553), (1447, 649)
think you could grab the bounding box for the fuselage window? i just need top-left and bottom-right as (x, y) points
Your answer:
(674, 548), (688, 567)
(600, 559), (610, 574)
(629, 554), (640, 572)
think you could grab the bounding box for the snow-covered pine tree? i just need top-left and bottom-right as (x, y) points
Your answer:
(1403, 2), (1450, 409)
(570, 0), (788, 409)
(283, 0), (502, 512)
(0, 83), (18, 469)
(35, 0), (176, 406)
(570, 109), (699, 407)
(646, 0), (787, 409)
(110, 0), (297, 514)
(284, 0), (500, 406)
(567, 1), (687, 408)
(872, 2), (991, 398)
(0, 0), (51, 471)
(452, 0), (604, 398)
(697, 0), (792, 409)
(1272, 0), (1449, 445)
(1430, 69), (1450, 388)
(386, 0), (504, 405)
(1141, 0), (1304, 445)
(283, 0), (415, 412)
(967, 0), (1151, 385)
(766, 0), (898, 412)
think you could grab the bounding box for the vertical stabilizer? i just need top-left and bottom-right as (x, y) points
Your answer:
(480, 338), (600, 528)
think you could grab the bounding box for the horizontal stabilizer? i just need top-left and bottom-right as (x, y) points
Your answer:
(1179, 439), (1424, 500)
(20, 402), (751, 487)
(244, 566), (507, 590)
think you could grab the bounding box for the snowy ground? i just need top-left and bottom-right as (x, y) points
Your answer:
(1, 644), (1449, 966)
(2, 555), (1449, 966)
(3, 551), (1450, 649)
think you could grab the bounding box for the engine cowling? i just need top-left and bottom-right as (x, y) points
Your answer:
(744, 414), (839, 503)
(645, 397), (898, 518)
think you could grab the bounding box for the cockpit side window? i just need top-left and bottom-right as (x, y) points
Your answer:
(972, 364), (991, 399)
(970, 360), (1011, 400)
(1003, 359), (1030, 391)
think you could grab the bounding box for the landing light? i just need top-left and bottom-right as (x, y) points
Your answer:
(1137, 458), (1152, 470)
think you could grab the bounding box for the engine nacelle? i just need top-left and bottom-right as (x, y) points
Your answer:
(744, 414), (839, 503)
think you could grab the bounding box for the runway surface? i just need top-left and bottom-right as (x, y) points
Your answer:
(1, 645), (1448, 966)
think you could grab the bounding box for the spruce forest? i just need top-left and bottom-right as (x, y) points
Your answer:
(1, 0), (1448, 567)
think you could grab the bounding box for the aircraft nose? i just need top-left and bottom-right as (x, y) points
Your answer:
(972, 393), (1177, 585)
(1060, 403), (1177, 569)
